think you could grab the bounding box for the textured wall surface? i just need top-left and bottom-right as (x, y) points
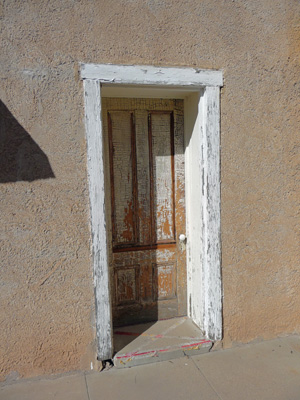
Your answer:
(0, 0), (299, 380)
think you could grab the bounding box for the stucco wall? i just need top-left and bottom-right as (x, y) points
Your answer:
(1, 0), (299, 380)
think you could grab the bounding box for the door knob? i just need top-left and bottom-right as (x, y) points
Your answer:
(179, 234), (186, 242)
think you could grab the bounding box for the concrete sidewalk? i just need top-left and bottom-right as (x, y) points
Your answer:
(1, 335), (300, 400)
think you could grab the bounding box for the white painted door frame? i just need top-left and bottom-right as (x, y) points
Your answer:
(81, 63), (223, 360)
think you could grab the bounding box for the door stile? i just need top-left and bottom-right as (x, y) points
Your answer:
(147, 113), (155, 245)
(107, 112), (117, 245)
(130, 112), (139, 244)
(169, 111), (176, 242)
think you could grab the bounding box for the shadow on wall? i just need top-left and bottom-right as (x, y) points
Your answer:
(0, 100), (55, 183)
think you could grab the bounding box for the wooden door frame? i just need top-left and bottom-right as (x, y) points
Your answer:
(81, 63), (223, 360)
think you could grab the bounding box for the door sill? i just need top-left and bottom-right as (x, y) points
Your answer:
(113, 317), (212, 368)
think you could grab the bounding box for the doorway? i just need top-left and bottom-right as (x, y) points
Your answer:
(102, 98), (187, 327)
(81, 63), (223, 361)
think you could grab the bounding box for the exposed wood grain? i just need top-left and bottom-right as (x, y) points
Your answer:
(151, 112), (175, 242)
(131, 113), (139, 243)
(135, 110), (151, 244)
(108, 111), (135, 245)
(173, 103), (187, 317)
(184, 92), (204, 330)
(114, 265), (140, 305)
(202, 86), (222, 340)
(83, 66), (222, 355)
(83, 79), (113, 360)
(153, 262), (177, 300)
(184, 89), (222, 340)
(81, 63), (223, 88)
(113, 243), (176, 253)
(107, 112), (116, 244)
(102, 98), (186, 326)
(170, 112), (176, 241)
(147, 112), (155, 244)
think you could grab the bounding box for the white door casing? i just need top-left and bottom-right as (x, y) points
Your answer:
(81, 64), (223, 361)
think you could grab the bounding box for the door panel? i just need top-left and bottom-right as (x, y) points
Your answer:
(108, 111), (137, 246)
(150, 112), (175, 242)
(153, 262), (177, 300)
(103, 98), (186, 327)
(135, 110), (152, 244)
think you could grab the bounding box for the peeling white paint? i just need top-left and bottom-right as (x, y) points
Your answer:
(202, 86), (222, 340)
(184, 88), (222, 340)
(82, 64), (223, 356)
(185, 91), (204, 330)
(83, 79), (113, 360)
(81, 63), (223, 88)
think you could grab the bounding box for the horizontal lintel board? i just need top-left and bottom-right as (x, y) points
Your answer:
(80, 63), (223, 88)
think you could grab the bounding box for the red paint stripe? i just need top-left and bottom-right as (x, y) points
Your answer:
(115, 340), (211, 359)
(116, 350), (157, 359)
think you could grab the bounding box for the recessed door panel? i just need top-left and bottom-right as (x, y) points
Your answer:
(150, 113), (175, 242)
(108, 111), (136, 246)
(103, 98), (186, 327)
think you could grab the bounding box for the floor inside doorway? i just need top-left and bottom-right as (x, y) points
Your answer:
(113, 316), (212, 368)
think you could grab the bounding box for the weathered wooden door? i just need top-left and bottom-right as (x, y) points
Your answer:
(102, 98), (186, 327)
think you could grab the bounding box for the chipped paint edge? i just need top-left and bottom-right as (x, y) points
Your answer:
(83, 79), (113, 360)
(184, 88), (222, 340)
(81, 63), (223, 88)
(202, 86), (222, 340)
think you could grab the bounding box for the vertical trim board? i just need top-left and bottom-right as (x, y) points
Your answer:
(184, 92), (204, 329)
(202, 86), (222, 340)
(83, 79), (113, 360)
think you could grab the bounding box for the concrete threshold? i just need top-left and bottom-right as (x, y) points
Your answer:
(113, 316), (212, 368)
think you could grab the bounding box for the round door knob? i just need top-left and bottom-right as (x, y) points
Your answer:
(179, 234), (186, 242)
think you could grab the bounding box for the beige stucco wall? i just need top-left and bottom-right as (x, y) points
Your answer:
(1, 0), (299, 380)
